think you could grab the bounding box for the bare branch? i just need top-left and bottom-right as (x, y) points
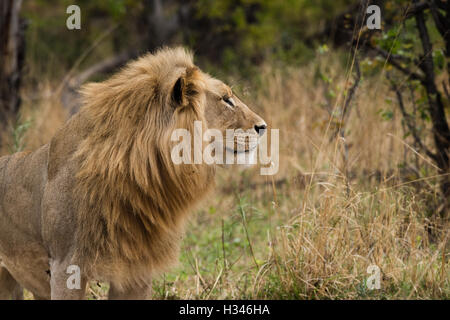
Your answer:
(342, 54), (361, 121)
(389, 75), (439, 163)
(404, 1), (429, 19)
(368, 45), (426, 83)
(60, 49), (138, 114)
(67, 49), (137, 89)
(330, 51), (361, 141)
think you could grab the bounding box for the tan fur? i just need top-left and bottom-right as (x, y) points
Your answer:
(0, 47), (266, 299)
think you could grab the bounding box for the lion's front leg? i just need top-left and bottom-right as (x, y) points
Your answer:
(108, 282), (152, 300)
(49, 260), (87, 300)
(0, 267), (23, 300)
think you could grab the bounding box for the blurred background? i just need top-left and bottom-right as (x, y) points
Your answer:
(0, 0), (448, 299)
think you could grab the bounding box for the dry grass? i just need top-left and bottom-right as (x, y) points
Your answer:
(4, 53), (448, 300)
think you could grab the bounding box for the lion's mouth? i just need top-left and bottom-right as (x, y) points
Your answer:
(226, 145), (257, 155)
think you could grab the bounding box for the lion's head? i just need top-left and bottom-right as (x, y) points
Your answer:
(201, 74), (267, 165)
(163, 48), (268, 167)
(79, 47), (266, 176)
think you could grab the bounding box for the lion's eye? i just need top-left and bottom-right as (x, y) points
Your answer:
(223, 96), (236, 108)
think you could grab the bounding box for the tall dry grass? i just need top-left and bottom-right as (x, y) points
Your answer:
(3, 52), (448, 299)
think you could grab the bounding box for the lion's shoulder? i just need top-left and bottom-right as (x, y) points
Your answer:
(47, 112), (90, 180)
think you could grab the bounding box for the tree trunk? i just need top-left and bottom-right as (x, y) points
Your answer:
(414, 2), (450, 218)
(0, 0), (25, 132)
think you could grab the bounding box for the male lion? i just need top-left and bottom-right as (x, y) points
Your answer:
(0, 47), (266, 299)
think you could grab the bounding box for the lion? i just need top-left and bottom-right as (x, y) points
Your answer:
(0, 47), (266, 300)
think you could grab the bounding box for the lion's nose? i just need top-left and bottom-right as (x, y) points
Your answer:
(254, 123), (267, 136)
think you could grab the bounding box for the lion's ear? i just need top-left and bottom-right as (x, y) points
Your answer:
(172, 75), (187, 107)
(172, 67), (200, 108)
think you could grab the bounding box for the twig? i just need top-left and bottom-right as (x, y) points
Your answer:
(221, 219), (228, 271)
(369, 45), (425, 83)
(387, 133), (440, 171)
(67, 49), (137, 88)
(237, 200), (259, 270)
(342, 52), (361, 124)
(57, 24), (119, 94)
(388, 74), (439, 164)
